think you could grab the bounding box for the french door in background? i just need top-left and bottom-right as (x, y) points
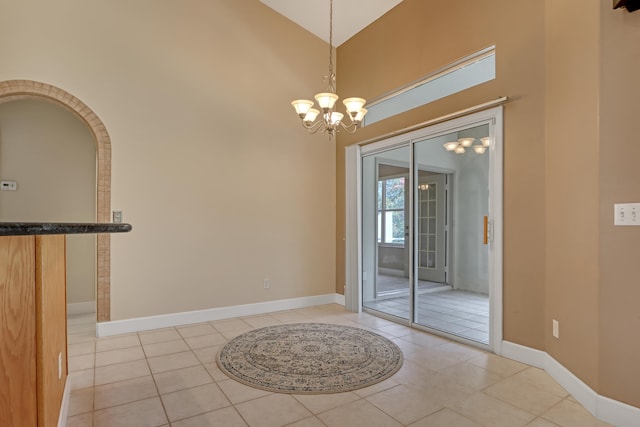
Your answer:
(416, 171), (447, 283)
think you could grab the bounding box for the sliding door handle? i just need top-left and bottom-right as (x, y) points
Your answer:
(483, 215), (489, 245)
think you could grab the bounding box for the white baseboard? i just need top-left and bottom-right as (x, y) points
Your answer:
(97, 293), (345, 337)
(501, 341), (640, 427)
(543, 352), (598, 413)
(67, 300), (96, 316)
(57, 376), (71, 427)
(501, 340), (546, 369)
(597, 394), (640, 427)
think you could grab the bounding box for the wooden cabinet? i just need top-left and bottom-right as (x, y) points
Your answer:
(1, 235), (68, 427)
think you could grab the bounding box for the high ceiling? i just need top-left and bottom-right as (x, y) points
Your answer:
(259, 0), (403, 46)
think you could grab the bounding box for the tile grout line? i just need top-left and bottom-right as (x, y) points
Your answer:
(139, 329), (171, 426)
(199, 340), (254, 427)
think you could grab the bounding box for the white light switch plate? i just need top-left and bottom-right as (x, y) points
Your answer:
(614, 203), (640, 226)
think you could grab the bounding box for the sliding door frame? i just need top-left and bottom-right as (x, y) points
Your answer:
(345, 106), (503, 352)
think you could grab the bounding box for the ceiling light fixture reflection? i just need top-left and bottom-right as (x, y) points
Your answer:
(473, 145), (487, 154)
(443, 137), (490, 155)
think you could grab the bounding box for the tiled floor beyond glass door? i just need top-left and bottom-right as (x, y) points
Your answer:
(417, 290), (490, 343)
(66, 304), (612, 427)
(364, 288), (490, 344)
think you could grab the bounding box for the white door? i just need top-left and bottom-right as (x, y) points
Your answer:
(417, 172), (447, 283)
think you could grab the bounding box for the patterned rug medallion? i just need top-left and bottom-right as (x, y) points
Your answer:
(216, 323), (403, 394)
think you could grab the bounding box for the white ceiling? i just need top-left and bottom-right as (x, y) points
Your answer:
(259, 0), (403, 46)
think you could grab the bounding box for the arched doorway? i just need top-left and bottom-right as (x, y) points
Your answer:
(0, 80), (112, 322)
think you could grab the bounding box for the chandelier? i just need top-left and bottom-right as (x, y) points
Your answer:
(291, 0), (368, 137)
(443, 137), (491, 154)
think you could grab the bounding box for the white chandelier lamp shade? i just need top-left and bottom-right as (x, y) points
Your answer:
(329, 112), (344, 126)
(343, 97), (366, 116)
(304, 108), (321, 124)
(443, 136), (490, 154)
(315, 92), (339, 110)
(354, 108), (368, 122)
(291, 100), (314, 118)
(290, 0), (367, 138)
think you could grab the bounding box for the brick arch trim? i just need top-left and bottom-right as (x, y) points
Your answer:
(0, 79), (112, 322)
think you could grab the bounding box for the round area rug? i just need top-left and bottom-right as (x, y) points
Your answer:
(216, 323), (403, 394)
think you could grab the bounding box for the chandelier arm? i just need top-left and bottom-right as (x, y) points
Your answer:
(302, 119), (326, 133)
(340, 114), (364, 130)
(339, 121), (359, 134)
(341, 113), (355, 126)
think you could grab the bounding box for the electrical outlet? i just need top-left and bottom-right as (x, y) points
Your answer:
(552, 320), (559, 339)
(263, 278), (270, 289)
(113, 210), (123, 223)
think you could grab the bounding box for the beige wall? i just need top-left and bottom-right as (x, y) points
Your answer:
(337, 0), (547, 350)
(0, 0), (336, 320)
(336, 0), (640, 409)
(599, 2), (640, 408)
(544, 0), (600, 391)
(0, 99), (96, 305)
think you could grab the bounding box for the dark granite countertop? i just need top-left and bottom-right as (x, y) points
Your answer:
(0, 222), (132, 236)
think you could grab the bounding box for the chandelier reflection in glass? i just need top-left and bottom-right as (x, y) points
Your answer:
(443, 137), (491, 154)
(291, 0), (368, 138)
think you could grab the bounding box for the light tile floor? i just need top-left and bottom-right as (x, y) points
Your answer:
(66, 305), (612, 427)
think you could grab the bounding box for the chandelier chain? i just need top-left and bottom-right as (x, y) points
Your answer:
(328, 0), (335, 92)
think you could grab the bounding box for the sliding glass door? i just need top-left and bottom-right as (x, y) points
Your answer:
(412, 125), (491, 344)
(362, 146), (411, 321)
(359, 108), (502, 349)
